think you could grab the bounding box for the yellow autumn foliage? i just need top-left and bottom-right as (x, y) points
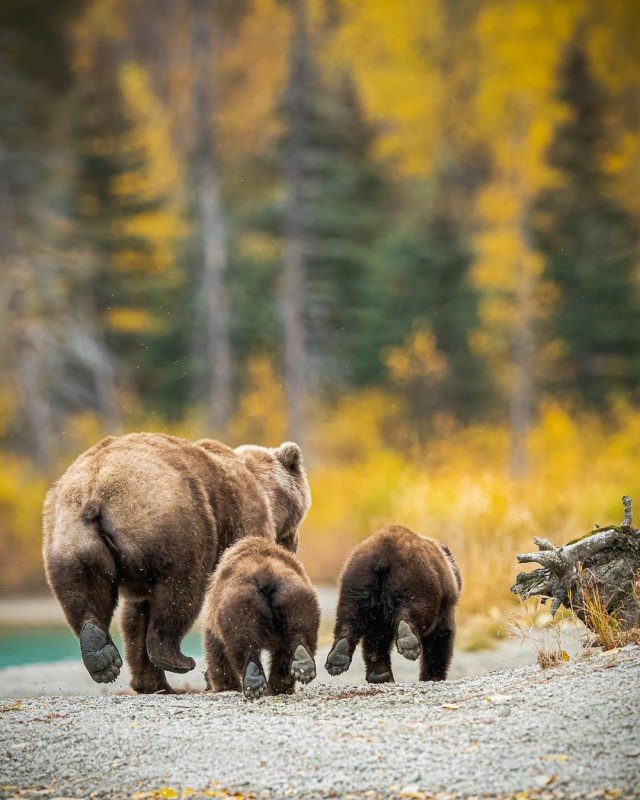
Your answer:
(1, 390), (640, 619)
(228, 355), (287, 446)
(0, 455), (48, 591)
(107, 307), (166, 335)
(327, 0), (442, 175)
(115, 63), (187, 274)
(216, 0), (291, 159)
(302, 396), (640, 618)
(386, 328), (447, 386)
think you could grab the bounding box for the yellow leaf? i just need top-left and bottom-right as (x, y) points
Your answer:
(1, 702), (23, 712)
(106, 307), (165, 335)
(442, 703), (459, 710)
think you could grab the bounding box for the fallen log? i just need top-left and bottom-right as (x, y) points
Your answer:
(511, 496), (640, 630)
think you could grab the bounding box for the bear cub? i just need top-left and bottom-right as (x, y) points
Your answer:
(326, 525), (462, 683)
(203, 537), (320, 699)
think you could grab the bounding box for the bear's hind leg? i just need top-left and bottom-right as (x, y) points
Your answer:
(205, 630), (241, 693)
(242, 659), (268, 700)
(268, 645), (296, 695)
(121, 599), (175, 694)
(395, 618), (422, 661)
(362, 627), (394, 684)
(290, 643), (316, 685)
(146, 577), (200, 674)
(269, 583), (318, 694)
(269, 642), (316, 695)
(326, 598), (367, 677)
(46, 547), (122, 684)
(419, 606), (456, 681)
(217, 590), (269, 700)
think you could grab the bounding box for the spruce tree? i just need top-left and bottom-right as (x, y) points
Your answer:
(69, 34), (188, 418)
(241, 68), (387, 394)
(531, 38), (640, 405)
(301, 74), (387, 389)
(361, 176), (490, 419)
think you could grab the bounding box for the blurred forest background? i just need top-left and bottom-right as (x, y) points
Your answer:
(1, 0), (640, 622)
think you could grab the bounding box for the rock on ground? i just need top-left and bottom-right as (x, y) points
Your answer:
(1, 645), (638, 800)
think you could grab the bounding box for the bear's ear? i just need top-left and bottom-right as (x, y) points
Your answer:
(276, 441), (302, 471)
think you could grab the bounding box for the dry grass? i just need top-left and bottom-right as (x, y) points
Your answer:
(509, 577), (640, 668)
(508, 600), (575, 669)
(458, 613), (507, 652)
(578, 573), (640, 651)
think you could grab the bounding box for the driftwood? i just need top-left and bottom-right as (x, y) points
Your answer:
(511, 496), (640, 630)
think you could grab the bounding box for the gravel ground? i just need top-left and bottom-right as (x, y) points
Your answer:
(1, 645), (638, 800)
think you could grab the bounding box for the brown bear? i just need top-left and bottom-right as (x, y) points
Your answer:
(42, 433), (310, 694)
(203, 536), (320, 699)
(325, 525), (461, 683)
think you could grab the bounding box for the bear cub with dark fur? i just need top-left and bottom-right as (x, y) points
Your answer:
(203, 537), (320, 699)
(326, 525), (462, 683)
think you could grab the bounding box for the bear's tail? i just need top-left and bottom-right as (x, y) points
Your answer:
(371, 561), (396, 620)
(81, 500), (122, 564)
(82, 502), (158, 580)
(254, 575), (282, 634)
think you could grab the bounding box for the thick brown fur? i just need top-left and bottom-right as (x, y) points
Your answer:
(203, 537), (320, 698)
(42, 433), (311, 693)
(326, 525), (462, 683)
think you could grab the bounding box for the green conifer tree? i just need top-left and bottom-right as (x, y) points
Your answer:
(531, 38), (640, 405)
(69, 34), (189, 418)
(236, 69), (387, 394)
(362, 175), (490, 420)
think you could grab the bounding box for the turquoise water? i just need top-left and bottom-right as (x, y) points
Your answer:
(0, 625), (203, 669)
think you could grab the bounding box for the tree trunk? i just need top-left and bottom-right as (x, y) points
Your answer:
(191, 0), (233, 432)
(281, 0), (310, 446)
(512, 496), (640, 630)
(66, 310), (122, 433)
(0, 176), (56, 468)
(509, 241), (534, 479)
(6, 268), (56, 468)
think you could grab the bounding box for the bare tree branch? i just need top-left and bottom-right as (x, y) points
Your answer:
(512, 496), (640, 630)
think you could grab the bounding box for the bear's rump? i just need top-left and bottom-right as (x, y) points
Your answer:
(48, 445), (216, 588)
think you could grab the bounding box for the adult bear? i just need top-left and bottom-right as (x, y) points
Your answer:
(42, 433), (310, 694)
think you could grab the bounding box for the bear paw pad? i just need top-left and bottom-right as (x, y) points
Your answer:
(325, 637), (351, 676)
(396, 620), (421, 661)
(80, 622), (122, 684)
(243, 661), (267, 700)
(290, 645), (316, 685)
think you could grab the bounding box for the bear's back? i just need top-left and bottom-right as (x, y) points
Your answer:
(345, 525), (461, 607)
(44, 433), (240, 553)
(213, 536), (307, 588)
